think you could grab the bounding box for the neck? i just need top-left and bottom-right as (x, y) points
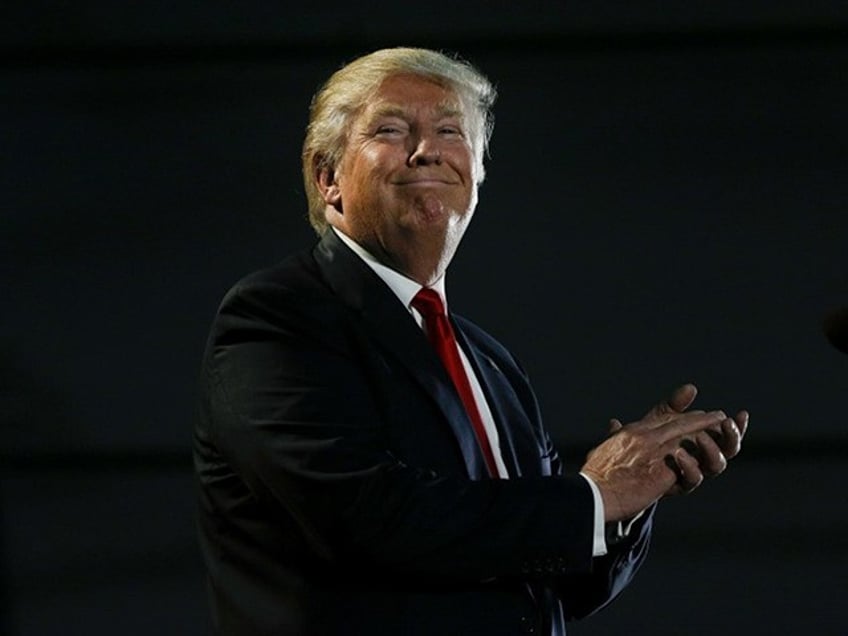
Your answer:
(330, 222), (459, 287)
(367, 241), (449, 287)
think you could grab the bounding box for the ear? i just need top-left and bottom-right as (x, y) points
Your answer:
(315, 159), (343, 211)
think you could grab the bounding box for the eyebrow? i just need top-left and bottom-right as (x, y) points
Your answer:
(367, 101), (464, 123)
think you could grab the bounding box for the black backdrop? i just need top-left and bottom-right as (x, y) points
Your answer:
(2, 3), (847, 634)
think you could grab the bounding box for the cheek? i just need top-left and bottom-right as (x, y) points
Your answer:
(339, 145), (380, 183)
(453, 145), (477, 180)
(361, 143), (394, 168)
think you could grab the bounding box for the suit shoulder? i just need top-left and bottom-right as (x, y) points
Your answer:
(228, 246), (323, 298)
(220, 244), (333, 306)
(210, 244), (345, 338)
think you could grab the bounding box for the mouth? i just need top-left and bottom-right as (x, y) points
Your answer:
(393, 179), (457, 186)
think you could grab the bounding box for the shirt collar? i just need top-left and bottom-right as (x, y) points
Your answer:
(332, 227), (448, 312)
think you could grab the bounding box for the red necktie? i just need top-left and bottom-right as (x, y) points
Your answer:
(411, 288), (499, 477)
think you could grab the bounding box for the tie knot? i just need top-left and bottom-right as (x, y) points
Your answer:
(411, 288), (445, 318)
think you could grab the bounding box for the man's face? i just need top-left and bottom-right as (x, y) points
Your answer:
(321, 73), (479, 282)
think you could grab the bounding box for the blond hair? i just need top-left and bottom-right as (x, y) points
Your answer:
(301, 47), (496, 234)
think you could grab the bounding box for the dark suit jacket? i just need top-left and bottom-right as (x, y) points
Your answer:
(194, 230), (653, 635)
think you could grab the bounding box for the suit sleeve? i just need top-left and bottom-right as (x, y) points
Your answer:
(546, 430), (655, 620)
(201, 279), (599, 583)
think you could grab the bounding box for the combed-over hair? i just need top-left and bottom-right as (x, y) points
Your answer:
(301, 47), (496, 234)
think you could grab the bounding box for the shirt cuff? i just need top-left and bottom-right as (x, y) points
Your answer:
(579, 472), (608, 557)
(609, 508), (647, 545)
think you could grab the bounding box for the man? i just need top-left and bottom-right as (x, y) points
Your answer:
(194, 47), (747, 635)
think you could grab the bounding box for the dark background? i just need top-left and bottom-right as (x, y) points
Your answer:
(2, 2), (847, 634)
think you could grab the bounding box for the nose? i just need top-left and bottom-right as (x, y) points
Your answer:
(408, 134), (441, 166)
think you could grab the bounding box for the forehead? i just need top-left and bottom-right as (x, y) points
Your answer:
(360, 73), (464, 121)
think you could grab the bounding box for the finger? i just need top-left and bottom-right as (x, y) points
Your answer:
(672, 447), (704, 493)
(636, 409), (707, 432)
(734, 410), (750, 440)
(691, 431), (728, 476)
(644, 383), (699, 425)
(655, 410), (727, 443)
(717, 417), (742, 459)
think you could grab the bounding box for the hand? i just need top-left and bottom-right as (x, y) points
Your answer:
(581, 384), (747, 522)
(666, 408), (748, 495)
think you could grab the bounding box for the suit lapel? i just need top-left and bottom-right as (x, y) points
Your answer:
(453, 325), (521, 476)
(312, 231), (491, 479)
(453, 322), (547, 478)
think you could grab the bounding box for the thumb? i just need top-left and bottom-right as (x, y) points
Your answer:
(646, 383), (699, 423)
(668, 383), (698, 413)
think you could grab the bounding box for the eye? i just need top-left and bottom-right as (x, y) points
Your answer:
(374, 120), (408, 136)
(438, 125), (464, 137)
